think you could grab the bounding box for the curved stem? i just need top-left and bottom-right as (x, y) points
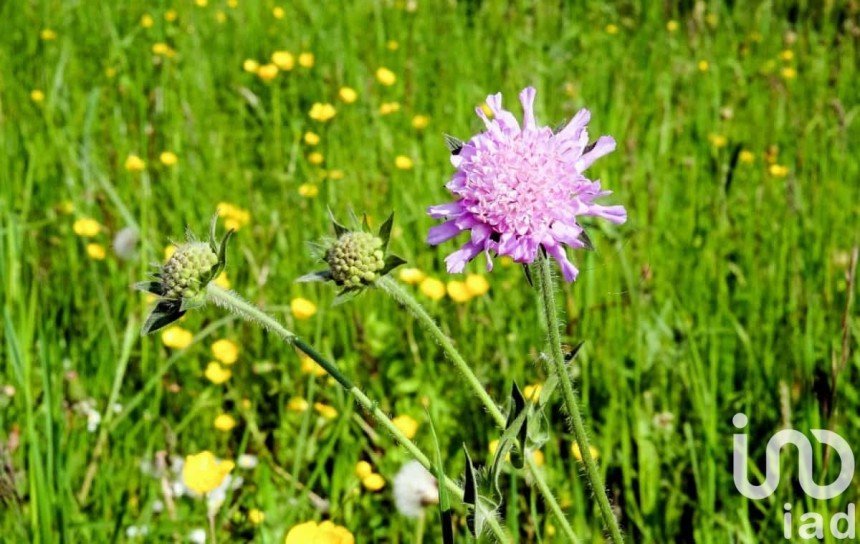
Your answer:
(377, 276), (579, 543)
(204, 284), (509, 542)
(536, 258), (623, 543)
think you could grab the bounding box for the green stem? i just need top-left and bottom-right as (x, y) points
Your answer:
(536, 258), (623, 543)
(377, 276), (579, 544)
(204, 284), (509, 542)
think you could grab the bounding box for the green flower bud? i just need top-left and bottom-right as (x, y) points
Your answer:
(161, 242), (219, 299)
(324, 232), (386, 288)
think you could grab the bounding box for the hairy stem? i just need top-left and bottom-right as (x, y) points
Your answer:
(377, 276), (579, 543)
(204, 284), (509, 542)
(536, 257), (623, 543)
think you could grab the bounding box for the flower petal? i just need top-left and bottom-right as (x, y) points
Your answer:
(445, 241), (483, 273)
(576, 136), (616, 171)
(543, 240), (579, 282)
(427, 202), (464, 219)
(427, 220), (463, 245)
(585, 204), (627, 224)
(519, 86), (537, 130)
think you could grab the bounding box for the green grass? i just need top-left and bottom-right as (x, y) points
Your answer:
(1, 0), (858, 542)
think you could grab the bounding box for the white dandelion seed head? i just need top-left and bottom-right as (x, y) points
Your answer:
(393, 460), (439, 519)
(237, 454), (259, 469)
(188, 528), (207, 543)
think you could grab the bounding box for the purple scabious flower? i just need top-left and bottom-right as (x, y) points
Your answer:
(427, 87), (626, 282)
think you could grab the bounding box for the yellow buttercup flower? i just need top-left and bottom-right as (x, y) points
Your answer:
(304, 132), (320, 146)
(124, 154), (146, 172)
(248, 508), (265, 525)
(86, 243), (106, 260)
(298, 52), (314, 68)
(361, 473), (385, 491)
(257, 63), (279, 82)
(327, 169), (344, 180)
(697, 60), (709, 72)
(300, 354), (327, 377)
(204, 362), (232, 384)
(355, 460), (373, 479)
(73, 218), (102, 237)
(314, 402), (338, 419)
(298, 183), (319, 198)
(391, 415), (419, 440)
(571, 443), (600, 462)
(216, 202), (251, 231)
(30, 89), (45, 103)
(779, 49), (794, 62)
(446, 280), (471, 303)
(195, 0), (208, 6)
(769, 164), (789, 178)
(375, 67), (396, 86)
(780, 67), (796, 80)
(708, 134), (727, 148)
(272, 6), (285, 19)
(40, 29), (57, 41)
(419, 278), (445, 301)
(666, 20), (679, 32)
(605, 24), (619, 35)
(151, 43), (174, 57)
(464, 274), (489, 297)
(215, 10), (227, 23)
(308, 152), (324, 165)
(523, 383), (542, 402)
(291, 297), (317, 320)
(411, 115), (429, 130)
(213, 272), (231, 290)
(161, 326), (193, 349)
(164, 9), (178, 22)
(488, 438), (500, 456)
(379, 102), (401, 115)
(227, 0), (238, 7)
(214, 413), (237, 432)
(271, 51), (294, 71)
(287, 396), (309, 412)
(386, 40), (399, 51)
(338, 86), (358, 104)
(738, 150), (755, 164)
(182, 451), (234, 495)
(309, 103), (336, 122)
(284, 521), (354, 544)
(243, 59), (260, 73)
(398, 268), (425, 285)
(394, 155), (413, 170)
(531, 449), (545, 468)
(159, 151), (178, 166)
(164, 244), (177, 261)
(211, 339), (239, 365)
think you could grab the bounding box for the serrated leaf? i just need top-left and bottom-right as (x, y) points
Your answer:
(134, 281), (164, 296)
(208, 214), (219, 253)
(141, 300), (185, 335)
(378, 212), (395, 252)
(332, 288), (362, 306)
(379, 254), (407, 277)
(328, 208), (350, 237)
(444, 134), (464, 155)
(463, 445), (479, 537)
(296, 270), (333, 283)
(179, 296), (206, 313)
(426, 411), (454, 544)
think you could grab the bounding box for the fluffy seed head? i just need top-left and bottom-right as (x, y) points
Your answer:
(162, 242), (218, 299)
(325, 232), (385, 288)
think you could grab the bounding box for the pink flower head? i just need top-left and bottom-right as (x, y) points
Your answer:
(427, 87), (626, 282)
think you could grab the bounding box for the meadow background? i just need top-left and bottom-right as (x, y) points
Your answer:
(1, 0), (859, 542)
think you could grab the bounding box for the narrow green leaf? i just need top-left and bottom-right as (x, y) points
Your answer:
(379, 254), (407, 277)
(378, 212), (395, 252)
(296, 270), (333, 283)
(463, 445), (479, 537)
(133, 281), (163, 296)
(426, 410), (454, 544)
(328, 208), (349, 237)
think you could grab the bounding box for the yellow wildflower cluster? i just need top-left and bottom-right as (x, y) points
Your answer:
(182, 451), (234, 494)
(355, 460), (385, 491)
(284, 521), (354, 544)
(216, 202), (251, 231)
